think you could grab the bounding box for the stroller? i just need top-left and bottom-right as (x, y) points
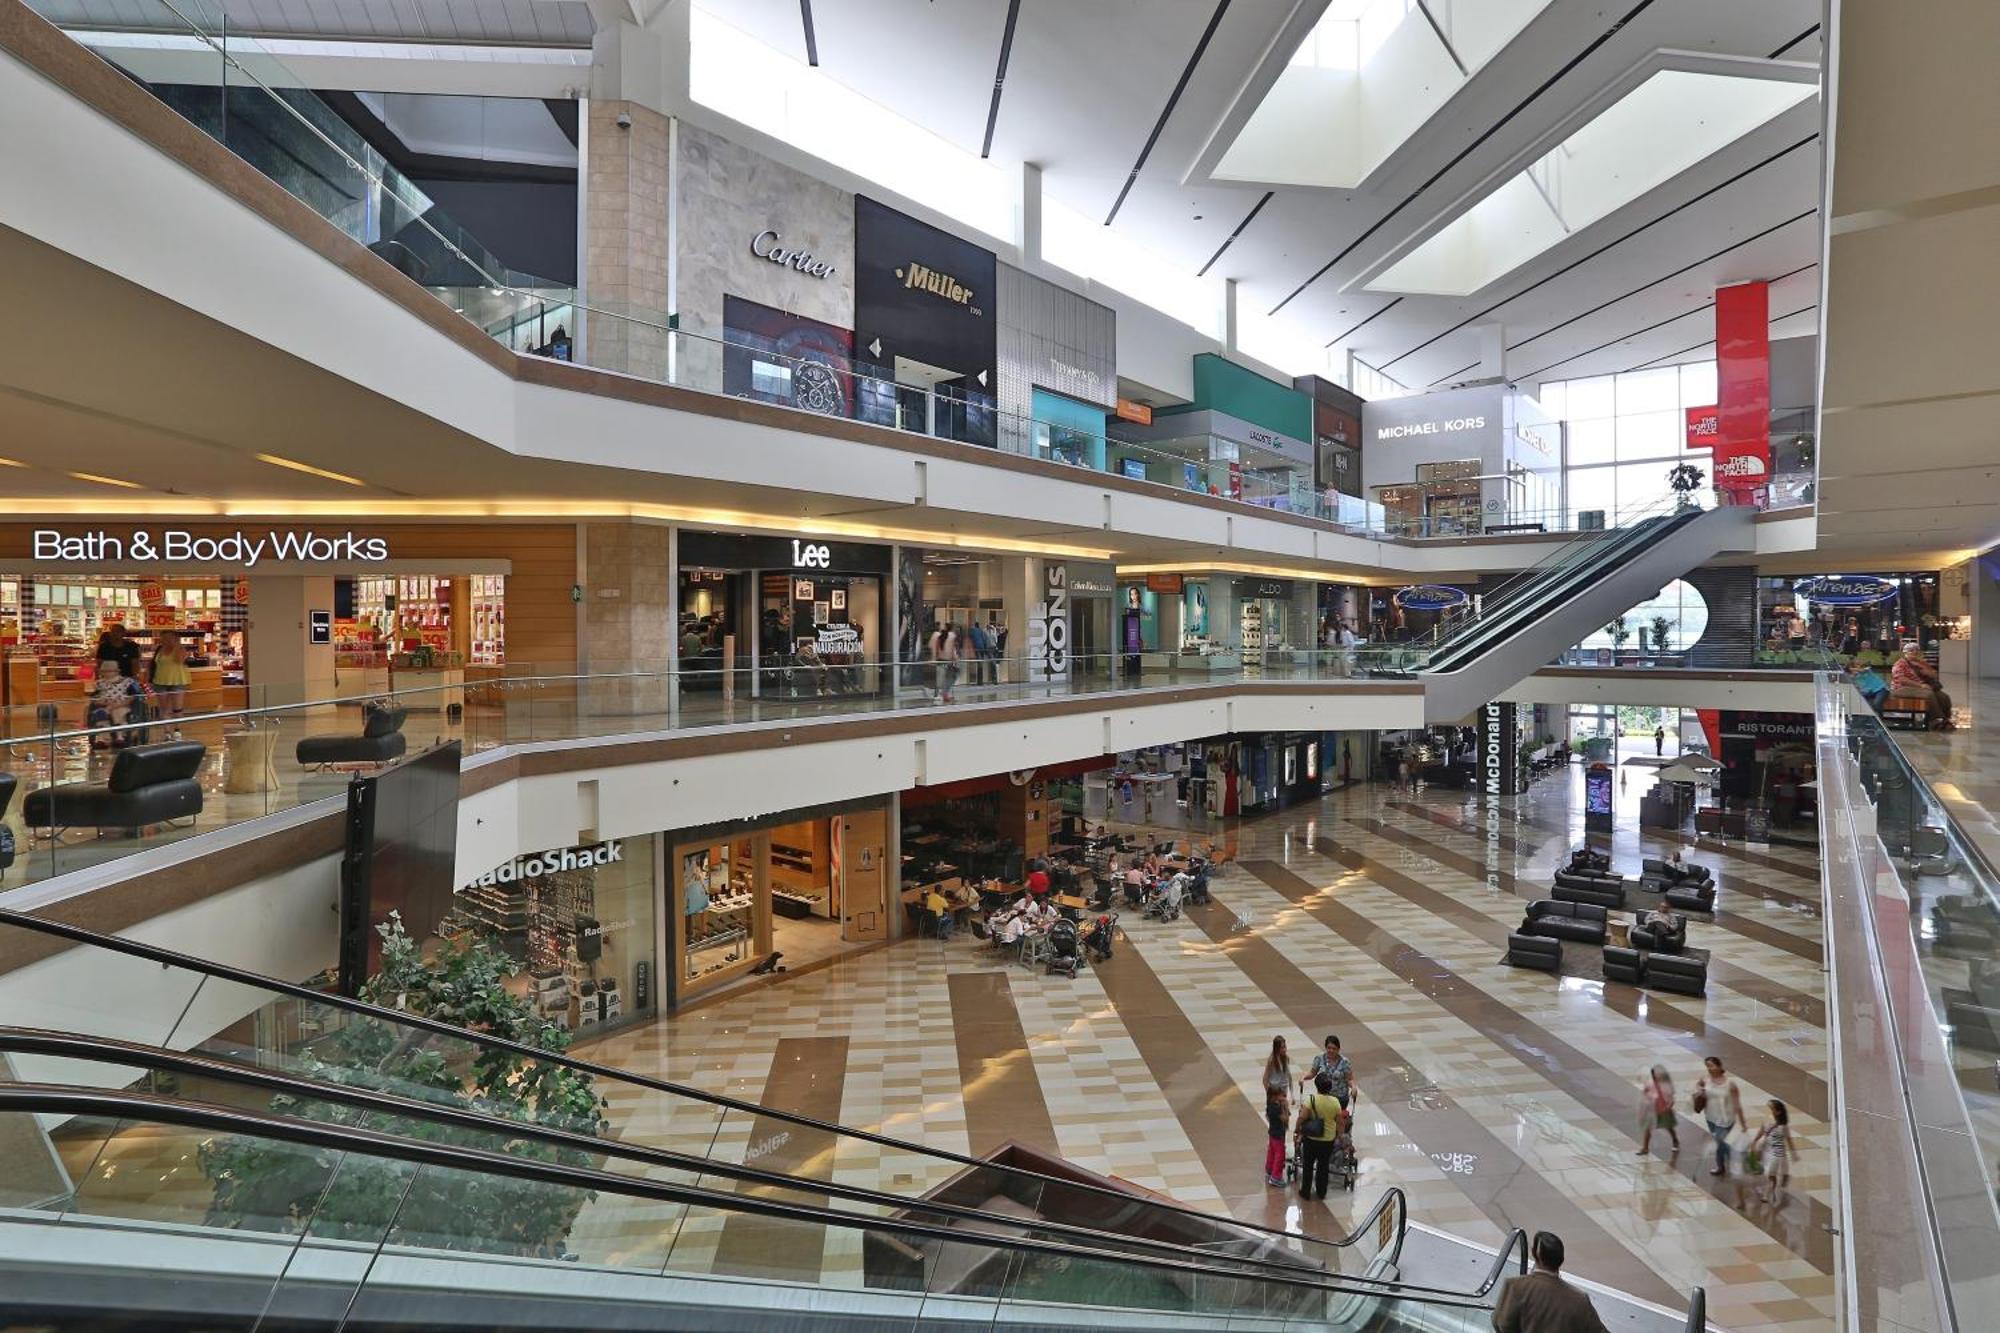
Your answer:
(1143, 873), (1185, 922)
(1045, 918), (1082, 978)
(1081, 911), (1118, 963)
(1184, 858), (1212, 906)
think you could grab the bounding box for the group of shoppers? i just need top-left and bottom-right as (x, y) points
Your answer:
(88, 623), (191, 747)
(921, 616), (1006, 703)
(1260, 1034), (1357, 1199)
(1638, 1056), (1795, 1202)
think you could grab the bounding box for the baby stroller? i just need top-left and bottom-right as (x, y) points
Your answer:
(1328, 1115), (1359, 1191)
(88, 687), (153, 749)
(1081, 911), (1118, 963)
(1185, 858), (1212, 906)
(1045, 918), (1082, 978)
(1143, 874), (1185, 922)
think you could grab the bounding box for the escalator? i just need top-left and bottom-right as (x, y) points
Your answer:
(0, 909), (1698, 1330)
(1403, 500), (1756, 721)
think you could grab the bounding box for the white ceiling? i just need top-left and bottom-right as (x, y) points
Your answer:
(35, 0), (598, 46)
(691, 0), (1824, 395)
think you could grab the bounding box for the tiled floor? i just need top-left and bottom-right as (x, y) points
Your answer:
(576, 769), (1833, 1333)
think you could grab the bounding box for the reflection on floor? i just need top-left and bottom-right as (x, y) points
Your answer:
(577, 772), (1833, 1333)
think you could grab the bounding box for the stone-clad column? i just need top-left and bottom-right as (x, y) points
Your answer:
(583, 100), (671, 380)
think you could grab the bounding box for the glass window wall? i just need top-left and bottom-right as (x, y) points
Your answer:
(1542, 361), (1717, 527)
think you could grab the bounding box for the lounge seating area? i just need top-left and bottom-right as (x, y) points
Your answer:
(1510, 853), (1711, 996)
(1504, 931), (1561, 972)
(1519, 899), (1609, 945)
(296, 703), (409, 770)
(24, 740), (206, 838)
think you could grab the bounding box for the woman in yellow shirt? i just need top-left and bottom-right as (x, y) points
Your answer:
(149, 631), (194, 722)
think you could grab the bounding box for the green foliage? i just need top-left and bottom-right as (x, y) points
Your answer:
(1666, 462), (1705, 495)
(199, 915), (607, 1257)
(1649, 614), (1676, 655)
(1607, 615), (1631, 649)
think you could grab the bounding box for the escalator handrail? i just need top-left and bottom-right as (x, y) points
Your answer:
(1685, 1284), (1707, 1332)
(0, 908), (1404, 1269)
(0, 1027), (1486, 1299)
(1424, 505), (1708, 675)
(1, 1082), (1497, 1312)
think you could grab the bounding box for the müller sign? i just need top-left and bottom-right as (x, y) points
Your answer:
(34, 528), (389, 568)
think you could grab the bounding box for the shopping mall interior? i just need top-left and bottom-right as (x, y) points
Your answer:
(0, 1), (1994, 1329)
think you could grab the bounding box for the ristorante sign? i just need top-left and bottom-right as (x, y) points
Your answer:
(33, 528), (389, 568)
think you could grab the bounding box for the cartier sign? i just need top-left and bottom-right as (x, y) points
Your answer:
(750, 229), (836, 279)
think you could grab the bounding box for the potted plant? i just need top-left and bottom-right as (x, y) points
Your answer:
(1608, 615), (1632, 662)
(1666, 462), (1705, 509)
(1649, 614), (1676, 658)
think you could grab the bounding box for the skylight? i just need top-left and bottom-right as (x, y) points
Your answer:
(1366, 69), (1817, 296)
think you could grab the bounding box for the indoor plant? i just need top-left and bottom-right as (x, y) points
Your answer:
(1666, 462), (1706, 509)
(200, 916), (606, 1256)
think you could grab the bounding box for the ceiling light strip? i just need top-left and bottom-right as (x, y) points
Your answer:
(1324, 298), (1402, 349)
(798, 0), (819, 67)
(1197, 190), (1275, 278)
(68, 471), (144, 490)
(1269, 0), (1662, 316)
(1767, 24), (1820, 60)
(254, 452), (365, 486)
(1504, 209), (1816, 353)
(1104, 0), (1233, 225)
(1377, 134), (1819, 372)
(980, 0), (1022, 159)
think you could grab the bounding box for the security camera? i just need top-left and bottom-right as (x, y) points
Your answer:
(615, 111), (633, 130)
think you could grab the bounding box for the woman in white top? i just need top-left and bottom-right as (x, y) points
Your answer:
(1695, 1056), (1746, 1176)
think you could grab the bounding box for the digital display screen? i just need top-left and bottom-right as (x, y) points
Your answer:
(1585, 768), (1614, 816)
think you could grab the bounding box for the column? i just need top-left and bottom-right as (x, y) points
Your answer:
(246, 575), (334, 706)
(580, 522), (674, 717)
(582, 99), (671, 380)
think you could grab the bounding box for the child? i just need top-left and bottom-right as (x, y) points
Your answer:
(1264, 1089), (1290, 1187)
(1748, 1099), (1793, 1202)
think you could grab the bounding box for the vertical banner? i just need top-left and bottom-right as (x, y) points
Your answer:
(1029, 562), (1070, 682)
(1708, 280), (1771, 502)
(1482, 701), (1522, 801)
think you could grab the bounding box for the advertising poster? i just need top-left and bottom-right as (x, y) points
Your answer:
(1182, 582), (1209, 637)
(722, 294), (855, 417)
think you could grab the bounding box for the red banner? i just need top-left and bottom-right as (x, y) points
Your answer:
(1685, 405), (1719, 450)
(1695, 281), (1772, 501)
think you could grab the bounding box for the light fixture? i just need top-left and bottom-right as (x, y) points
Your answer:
(68, 471), (144, 490)
(0, 457), (26, 468)
(254, 453), (365, 487)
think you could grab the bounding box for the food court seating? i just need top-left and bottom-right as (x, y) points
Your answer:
(1503, 932), (1560, 972)
(296, 703), (409, 770)
(25, 740), (205, 837)
(1519, 900), (1609, 945)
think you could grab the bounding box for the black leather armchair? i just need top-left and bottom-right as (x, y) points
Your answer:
(1630, 915), (1688, 953)
(1521, 900), (1609, 945)
(26, 740), (205, 835)
(1504, 932), (1561, 972)
(1602, 946), (1644, 986)
(1663, 881), (1718, 915)
(297, 704), (409, 769)
(1645, 953), (1707, 996)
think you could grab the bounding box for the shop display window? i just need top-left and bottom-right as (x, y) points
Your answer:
(680, 839), (760, 987)
(447, 837), (657, 1036)
(4, 575), (241, 695)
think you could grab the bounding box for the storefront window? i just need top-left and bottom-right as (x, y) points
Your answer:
(1756, 572), (1944, 663)
(1546, 362), (1717, 527)
(451, 837), (658, 1036)
(680, 839), (757, 988)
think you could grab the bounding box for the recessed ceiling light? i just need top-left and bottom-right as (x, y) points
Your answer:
(255, 452), (365, 486)
(0, 457), (26, 468)
(68, 471), (143, 490)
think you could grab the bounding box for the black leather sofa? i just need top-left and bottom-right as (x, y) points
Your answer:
(1552, 874), (1625, 910)
(1630, 915), (1688, 953)
(0, 772), (15, 869)
(1602, 945), (1644, 985)
(26, 740), (205, 834)
(1662, 881), (1718, 915)
(1944, 959), (2000, 1051)
(297, 704), (409, 769)
(1504, 932), (1561, 972)
(1568, 847), (1611, 873)
(1520, 899), (1609, 945)
(1640, 857), (1713, 889)
(1644, 953), (1708, 996)
(1934, 895), (2000, 952)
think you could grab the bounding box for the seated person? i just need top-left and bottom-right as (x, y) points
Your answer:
(924, 885), (954, 940)
(1851, 639), (1891, 670)
(1891, 642), (1954, 729)
(1024, 861), (1051, 898)
(992, 899), (1030, 945)
(1645, 902), (1679, 933)
(88, 661), (146, 749)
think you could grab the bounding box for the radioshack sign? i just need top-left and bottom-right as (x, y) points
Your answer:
(466, 841), (623, 888)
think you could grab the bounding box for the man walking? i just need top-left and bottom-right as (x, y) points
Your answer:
(1492, 1232), (1608, 1333)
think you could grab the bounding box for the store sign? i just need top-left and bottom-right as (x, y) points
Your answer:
(466, 841), (623, 888)
(309, 610), (331, 645)
(792, 540), (832, 569)
(1394, 585), (1469, 612)
(32, 528), (388, 568)
(815, 623), (861, 653)
(1721, 711), (1814, 741)
(1685, 405), (1720, 449)
(1794, 575), (1899, 605)
(677, 531), (890, 576)
(1115, 398), (1153, 425)
(1067, 562), (1117, 596)
(1030, 563), (1069, 682)
(854, 196), (997, 392)
(749, 228), (836, 279)
(1236, 578), (1293, 600)
(1483, 701), (1521, 801)
(897, 260), (976, 308)
(1375, 415), (1485, 441)
(1119, 458), (1147, 480)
